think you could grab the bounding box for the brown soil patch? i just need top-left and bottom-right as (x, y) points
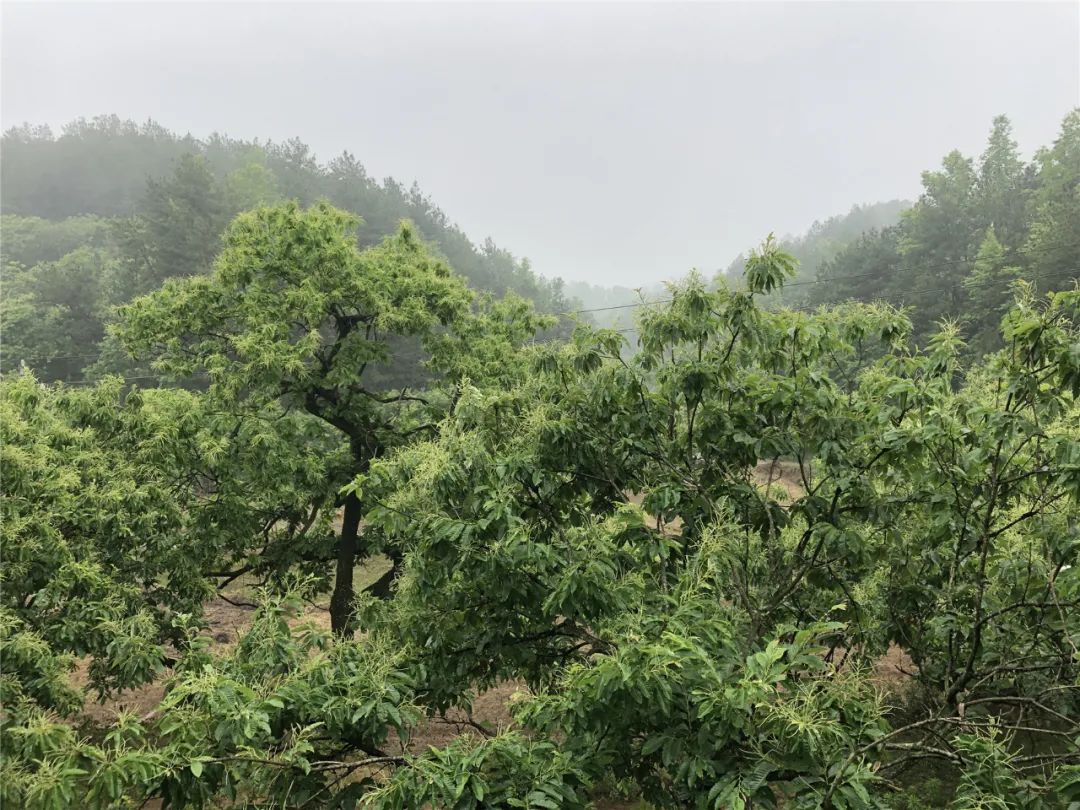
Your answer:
(872, 644), (918, 691)
(67, 482), (906, 810)
(387, 680), (527, 755)
(753, 458), (806, 502)
(72, 659), (167, 725)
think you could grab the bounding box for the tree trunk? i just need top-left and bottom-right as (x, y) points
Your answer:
(330, 490), (363, 635)
(365, 548), (404, 601)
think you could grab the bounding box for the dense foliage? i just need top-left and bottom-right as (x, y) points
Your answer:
(114, 201), (549, 632)
(2, 197), (1077, 807)
(804, 113), (1080, 351)
(362, 244), (1080, 808)
(2, 108), (1079, 808)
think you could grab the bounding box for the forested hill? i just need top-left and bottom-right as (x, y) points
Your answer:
(1, 116), (574, 382)
(560, 201), (910, 340)
(538, 104), (1080, 352)
(722, 200), (910, 293)
(801, 112), (1080, 350)
(4, 112), (1079, 383)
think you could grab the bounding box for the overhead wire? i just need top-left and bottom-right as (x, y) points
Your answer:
(558, 239), (1080, 318)
(605, 267), (1079, 334)
(4, 243), (1077, 379)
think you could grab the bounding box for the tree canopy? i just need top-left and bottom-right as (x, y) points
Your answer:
(3, 213), (1078, 807)
(2, 113), (1079, 810)
(115, 201), (551, 633)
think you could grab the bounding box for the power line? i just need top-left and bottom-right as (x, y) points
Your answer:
(62, 374), (166, 386)
(606, 267), (1078, 334)
(7, 243), (1078, 366)
(2, 350), (109, 364)
(62, 373), (210, 387)
(565, 300), (666, 315)
(559, 239), (1080, 318)
(8, 269), (1076, 383)
(886, 270), (1076, 304)
(781, 243), (1064, 291)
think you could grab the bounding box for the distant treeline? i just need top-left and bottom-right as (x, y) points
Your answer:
(568, 199), (911, 335)
(2, 112), (1077, 382)
(569, 113), (1079, 358)
(1, 116), (575, 383)
(790, 112), (1080, 353)
(723, 200), (910, 293)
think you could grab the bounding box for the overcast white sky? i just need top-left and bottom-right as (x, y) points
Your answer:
(2, 2), (1078, 285)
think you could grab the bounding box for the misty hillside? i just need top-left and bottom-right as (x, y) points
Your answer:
(574, 111), (1078, 352)
(722, 200), (910, 289)
(567, 201), (910, 332)
(799, 113), (1080, 351)
(4, 112), (1079, 385)
(627, 114), (1076, 354)
(1, 117), (577, 383)
(1, 117), (573, 302)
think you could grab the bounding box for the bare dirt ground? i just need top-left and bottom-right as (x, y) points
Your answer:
(71, 596), (637, 807)
(72, 596), (293, 725)
(752, 458), (806, 502)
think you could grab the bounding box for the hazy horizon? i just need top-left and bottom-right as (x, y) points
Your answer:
(3, 1), (1077, 286)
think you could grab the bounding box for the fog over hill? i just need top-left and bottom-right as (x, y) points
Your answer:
(3, 2), (1076, 286)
